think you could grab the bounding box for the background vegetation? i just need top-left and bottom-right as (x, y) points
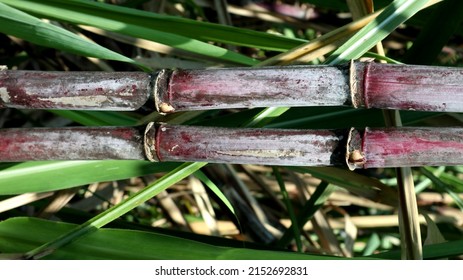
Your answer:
(0, 0), (462, 259)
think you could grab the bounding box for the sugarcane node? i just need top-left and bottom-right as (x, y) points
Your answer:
(0, 67), (7, 108)
(349, 60), (366, 109)
(143, 122), (159, 162)
(0, 65), (9, 109)
(153, 69), (173, 115)
(346, 127), (365, 170)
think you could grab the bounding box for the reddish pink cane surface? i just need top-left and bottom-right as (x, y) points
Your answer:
(362, 127), (463, 168)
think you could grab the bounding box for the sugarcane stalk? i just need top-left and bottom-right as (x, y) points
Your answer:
(1, 61), (463, 113)
(153, 64), (350, 113)
(1, 123), (463, 169)
(143, 123), (347, 166)
(0, 70), (151, 111)
(348, 127), (463, 169)
(0, 126), (145, 161)
(153, 61), (463, 113)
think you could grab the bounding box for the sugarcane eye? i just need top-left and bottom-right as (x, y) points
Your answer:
(159, 102), (175, 114)
(348, 150), (365, 164)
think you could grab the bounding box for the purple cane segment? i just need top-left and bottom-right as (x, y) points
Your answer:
(147, 123), (347, 166)
(0, 126), (146, 161)
(354, 127), (463, 168)
(2, 62), (463, 113)
(157, 64), (352, 112)
(2, 124), (463, 168)
(0, 70), (151, 111)
(354, 61), (463, 112)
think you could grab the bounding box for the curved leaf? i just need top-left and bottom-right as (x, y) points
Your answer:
(0, 3), (137, 66)
(0, 161), (179, 195)
(326, 0), (432, 64)
(0, 217), (351, 259)
(0, 0), (282, 65)
(1, 0), (305, 52)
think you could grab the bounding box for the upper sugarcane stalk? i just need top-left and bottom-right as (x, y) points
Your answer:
(0, 71), (151, 111)
(1, 123), (463, 169)
(1, 61), (462, 113)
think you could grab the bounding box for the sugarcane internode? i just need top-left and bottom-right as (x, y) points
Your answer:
(0, 70), (151, 111)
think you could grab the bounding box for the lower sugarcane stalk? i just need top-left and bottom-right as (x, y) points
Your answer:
(349, 127), (463, 168)
(143, 123), (347, 166)
(0, 126), (146, 161)
(1, 124), (463, 169)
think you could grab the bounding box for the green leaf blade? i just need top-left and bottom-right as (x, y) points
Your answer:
(326, 0), (432, 64)
(0, 3), (137, 65)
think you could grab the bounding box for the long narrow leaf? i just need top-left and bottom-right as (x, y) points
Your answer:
(404, 0), (463, 64)
(272, 167), (302, 252)
(24, 162), (207, 259)
(372, 239), (463, 259)
(0, 0), (305, 51)
(0, 217), (348, 260)
(325, 0), (432, 64)
(0, 161), (179, 195)
(0, 3), (137, 66)
(0, 0), (274, 65)
(194, 170), (236, 215)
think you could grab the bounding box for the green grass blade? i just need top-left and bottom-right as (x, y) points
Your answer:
(0, 3), (139, 66)
(404, 0), (463, 64)
(50, 111), (139, 126)
(277, 181), (336, 247)
(2, 0), (305, 51)
(436, 171), (463, 192)
(0, 0), (267, 65)
(213, 108), (439, 130)
(372, 239), (463, 259)
(243, 107), (290, 127)
(24, 162), (207, 259)
(325, 0), (431, 64)
(0, 217), (350, 259)
(194, 170), (235, 215)
(272, 167), (302, 252)
(0, 161), (179, 195)
(420, 167), (463, 211)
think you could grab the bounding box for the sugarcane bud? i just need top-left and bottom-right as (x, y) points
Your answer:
(159, 102), (175, 114)
(348, 150), (365, 164)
